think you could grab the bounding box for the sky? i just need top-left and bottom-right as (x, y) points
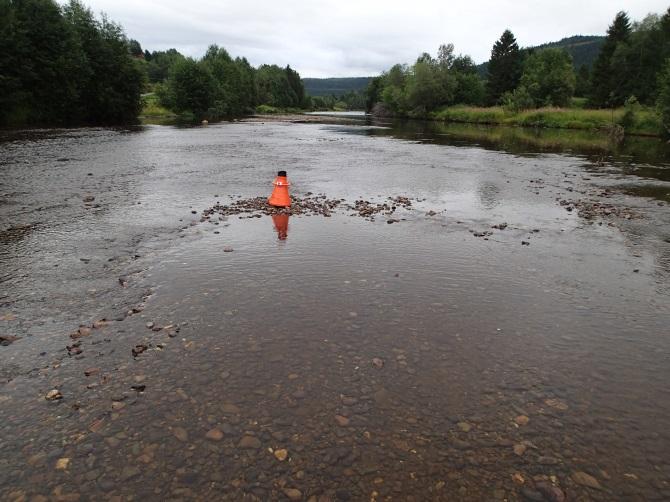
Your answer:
(58, 0), (670, 78)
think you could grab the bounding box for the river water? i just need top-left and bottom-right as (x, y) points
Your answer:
(1, 118), (669, 501)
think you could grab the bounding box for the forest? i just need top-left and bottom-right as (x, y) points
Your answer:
(4, 1), (670, 135)
(366, 8), (670, 136)
(0, 0), (310, 126)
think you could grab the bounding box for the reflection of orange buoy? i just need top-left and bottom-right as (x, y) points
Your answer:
(268, 170), (291, 207)
(272, 214), (289, 240)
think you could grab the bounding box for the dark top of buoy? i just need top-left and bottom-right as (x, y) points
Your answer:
(278, 170), (287, 177)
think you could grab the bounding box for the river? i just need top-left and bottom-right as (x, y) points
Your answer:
(1, 117), (669, 501)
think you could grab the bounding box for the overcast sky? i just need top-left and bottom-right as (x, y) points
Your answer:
(58, 0), (669, 78)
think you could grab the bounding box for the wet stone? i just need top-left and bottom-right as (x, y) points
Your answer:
(205, 429), (224, 441)
(172, 427), (189, 442)
(238, 435), (261, 449)
(572, 471), (602, 490)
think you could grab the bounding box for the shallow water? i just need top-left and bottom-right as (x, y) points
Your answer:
(1, 120), (669, 501)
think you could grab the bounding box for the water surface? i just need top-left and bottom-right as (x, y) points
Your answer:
(1, 120), (669, 501)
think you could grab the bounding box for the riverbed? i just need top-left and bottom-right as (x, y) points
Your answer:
(1, 118), (669, 501)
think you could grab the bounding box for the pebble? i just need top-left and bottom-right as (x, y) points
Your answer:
(513, 444), (527, 456)
(334, 415), (350, 426)
(238, 435), (261, 449)
(457, 422), (472, 433)
(274, 448), (288, 461)
(45, 389), (63, 401)
(572, 471), (602, 490)
(223, 246), (234, 252)
(55, 458), (70, 470)
(205, 429), (224, 441)
(283, 488), (302, 501)
(84, 367), (100, 377)
(172, 427), (189, 442)
(514, 415), (530, 426)
(372, 357), (384, 369)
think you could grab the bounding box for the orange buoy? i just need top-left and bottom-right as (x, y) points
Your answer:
(268, 170), (291, 207)
(272, 214), (289, 240)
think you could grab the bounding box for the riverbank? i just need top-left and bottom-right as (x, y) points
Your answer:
(427, 105), (661, 136)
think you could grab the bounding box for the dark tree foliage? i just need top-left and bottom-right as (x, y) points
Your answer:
(575, 64), (591, 97)
(657, 58), (670, 137)
(366, 44), (486, 116)
(144, 49), (186, 83)
(589, 11), (632, 107)
(129, 39), (143, 57)
(255, 64), (306, 109)
(486, 30), (523, 104)
(365, 76), (384, 112)
(518, 48), (575, 107)
(0, 0), (143, 126)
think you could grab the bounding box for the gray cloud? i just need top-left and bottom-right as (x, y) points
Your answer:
(58, 0), (670, 77)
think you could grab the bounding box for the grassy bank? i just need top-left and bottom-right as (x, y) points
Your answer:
(428, 105), (662, 136)
(139, 94), (177, 122)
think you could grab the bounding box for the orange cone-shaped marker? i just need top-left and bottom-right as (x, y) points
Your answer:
(272, 214), (289, 240)
(268, 170), (291, 207)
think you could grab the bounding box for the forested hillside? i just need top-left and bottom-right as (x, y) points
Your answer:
(476, 35), (605, 77)
(303, 77), (371, 97)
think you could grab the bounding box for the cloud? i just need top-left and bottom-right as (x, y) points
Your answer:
(58, 0), (670, 77)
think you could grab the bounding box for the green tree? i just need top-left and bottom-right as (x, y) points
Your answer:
(589, 11), (632, 107)
(161, 58), (215, 119)
(486, 30), (523, 104)
(575, 64), (591, 97)
(656, 58), (670, 137)
(519, 48), (575, 107)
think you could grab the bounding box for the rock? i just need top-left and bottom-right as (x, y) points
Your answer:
(513, 444), (527, 456)
(145, 322), (154, 329)
(132, 344), (148, 357)
(572, 471), (602, 490)
(221, 403), (241, 414)
(205, 428), (224, 441)
(371, 357), (384, 369)
(274, 448), (288, 461)
(544, 398), (569, 411)
(223, 246), (234, 252)
(535, 482), (566, 502)
(514, 415), (529, 426)
(84, 367), (100, 377)
(520, 488), (544, 501)
(172, 427), (188, 442)
(45, 389), (63, 401)
(83, 195), (95, 202)
(283, 488), (302, 501)
(334, 415), (350, 427)
(457, 422), (472, 433)
(538, 456), (561, 465)
(238, 435), (261, 449)
(55, 458), (70, 470)
(0, 335), (20, 345)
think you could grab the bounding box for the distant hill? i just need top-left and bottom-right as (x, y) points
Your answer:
(303, 77), (372, 97)
(476, 35), (605, 78)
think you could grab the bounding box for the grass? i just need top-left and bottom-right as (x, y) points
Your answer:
(139, 93), (176, 120)
(255, 105), (304, 114)
(429, 105), (661, 136)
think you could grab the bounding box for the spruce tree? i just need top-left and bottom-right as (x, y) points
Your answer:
(589, 11), (631, 107)
(486, 30), (522, 105)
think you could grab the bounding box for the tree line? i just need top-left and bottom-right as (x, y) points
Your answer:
(1, 0), (144, 126)
(0, 0), (310, 127)
(366, 8), (670, 127)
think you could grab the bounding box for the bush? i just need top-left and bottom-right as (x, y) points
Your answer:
(502, 86), (535, 112)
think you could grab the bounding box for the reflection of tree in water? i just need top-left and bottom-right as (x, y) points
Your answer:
(477, 182), (501, 209)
